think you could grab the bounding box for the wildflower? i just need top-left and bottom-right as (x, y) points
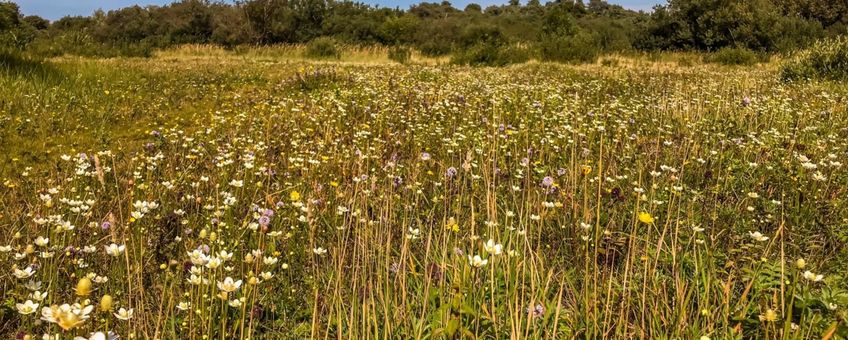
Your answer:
(406, 227), (420, 240)
(446, 167), (457, 178)
(76, 277), (92, 297)
(445, 217), (459, 232)
(312, 247), (327, 256)
(468, 255), (488, 268)
(527, 304), (545, 318)
(541, 176), (554, 187)
(113, 307), (133, 320)
(35, 236), (49, 247)
(759, 308), (778, 322)
(484, 239), (503, 255)
(104, 243), (125, 257)
(749, 231), (769, 242)
(795, 258), (806, 269)
(16, 300), (39, 315)
(290, 191), (301, 201)
(638, 212), (654, 224)
(420, 152), (431, 161)
(99, 295), (113, 312)
(803, 271), (824, 282)
(14, 266), (35, 279)
(41, 303), (94, 331)
(217, 277), (242, 292)
(177, 302), (191, 311)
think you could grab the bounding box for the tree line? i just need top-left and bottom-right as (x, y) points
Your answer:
(0, 0), (846, 62)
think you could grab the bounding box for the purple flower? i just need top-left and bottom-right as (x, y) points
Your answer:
(446, 167), (457, 178)
(258, 216), (271, 226)
(393, 176), (403, 187)
(101, 221), (112, 230)
(420, 152), (431, 161)
(557, 168), (566, 176)
(151, 130), (161, 137)
(527, 304), (545, 318)
(742, 96), (751, 107)
(520, 158), (529, 167)
(541, 176), (554, 187)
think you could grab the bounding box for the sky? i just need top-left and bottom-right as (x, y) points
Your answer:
(15, 0), (662, 21)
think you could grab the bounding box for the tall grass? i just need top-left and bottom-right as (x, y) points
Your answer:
(0, 54), (846, 339)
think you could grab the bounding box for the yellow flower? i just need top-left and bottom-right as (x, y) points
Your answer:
(100, 294), (113, 312)
(759, 308), (778, 322)
(581, 165), (592, 175)
(445, 217), (459, 232)
(638, 212), (654, 224)
(76, 277), (92, 297)
(289, 191), (301, 202)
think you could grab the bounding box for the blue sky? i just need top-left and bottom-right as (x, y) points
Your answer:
(15, 0), (662, 21)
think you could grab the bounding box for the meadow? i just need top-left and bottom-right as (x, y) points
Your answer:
(1, 48), (847, 339)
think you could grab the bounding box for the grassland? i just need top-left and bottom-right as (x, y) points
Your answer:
(1, 49), (847, 339)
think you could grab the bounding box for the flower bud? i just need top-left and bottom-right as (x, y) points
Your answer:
(76, 277), (92, 297)
(100, 294), (113, 312)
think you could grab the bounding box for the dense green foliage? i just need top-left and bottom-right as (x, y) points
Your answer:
(0, 0), (846, 65)
(703, 47), (765, 66)
(781, 36), (848, 82)
(387, 45), (412, 63)
(304, 36), (342, 59)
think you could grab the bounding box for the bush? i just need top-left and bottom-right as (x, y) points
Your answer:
(451, 44), (530, 67)
(451, 24), (529, 67)
(305, 37), (341, 60)
(781, 36), (848, 82)
(703, 47), (764, 66)
(538, 31), (599, 64)
(388, 46), (412, 64)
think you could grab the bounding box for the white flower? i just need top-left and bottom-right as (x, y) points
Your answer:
(176, 301), (191, 311)
(206, 257), (222, 269)
(228, 299), (242, 308)
(16, 300), (39, 315)
(35, 236), (49, 247)
(14, 266), (35, 279)
(113, 307), (133, 320)
(217, 277), (242, 292)
(803, 271), (824, 282)
(749, 231), (769, 242)
(406, 227), (420, 240)
(104, 243), (125, 257)
(483, 239), (503, 255)
(468, 255), (488, 268)
(312, 247), (327, 256)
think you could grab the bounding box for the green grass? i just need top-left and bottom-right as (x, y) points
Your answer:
(1, 53), (847, 339)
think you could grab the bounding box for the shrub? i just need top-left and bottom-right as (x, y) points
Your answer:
(538, 31), (599, 64)
(781, 36), (848, 82)
(451, 24), (529, 67)
(451, 44), (530, 67)
(600, 58), (619, 67)
(703, 47), (764, 66)
(305, 37), (341, 60)
(388, 46), (412, 64)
